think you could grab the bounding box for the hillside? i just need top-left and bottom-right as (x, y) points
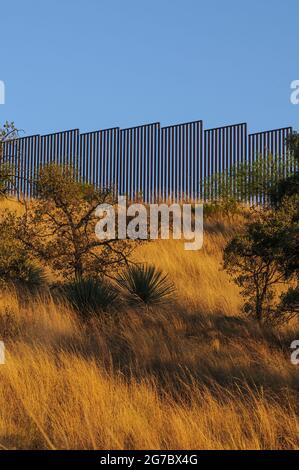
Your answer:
(0, 201), (298, 450)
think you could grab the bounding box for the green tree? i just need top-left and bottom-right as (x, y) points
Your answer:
(11, 164), (135, 280)
(224, 193), (298, 325)
(223, 131), (299, 325)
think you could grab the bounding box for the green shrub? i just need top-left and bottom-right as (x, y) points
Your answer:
(0, 215), (48, 293)
(224, 197), (298, 325)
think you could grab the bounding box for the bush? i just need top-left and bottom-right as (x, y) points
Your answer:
(0, 215), (47, 293)
(0, 258), (48, 295)
(8, 261), (48, 294)
(117, 264), (175, 307)
(224, 197), (298, 325)
(61, 277), (119, 319)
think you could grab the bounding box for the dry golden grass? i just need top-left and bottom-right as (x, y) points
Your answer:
(0, 199), (299, 450)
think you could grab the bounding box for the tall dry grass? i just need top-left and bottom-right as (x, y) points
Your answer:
(0, 200), (299, 449)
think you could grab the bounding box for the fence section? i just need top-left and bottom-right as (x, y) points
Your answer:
(249, 127), (293, 173)
(248, 127), (294, 204)
(204, 123), (248, 200)
(2, 134), (40, 197)
(79, 128), (119, 189)
(119, 123), (160, 202)
(0, 121), (294, 203)
(39, 129), (79, 169)
(161, 120), (203, 202)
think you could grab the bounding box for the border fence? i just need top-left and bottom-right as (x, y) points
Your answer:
(0, 120), (293, 202)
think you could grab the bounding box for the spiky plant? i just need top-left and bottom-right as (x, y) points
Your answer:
(61, 277), (118, 319)
(21, 262), (49, 291)
(0, 260), (48, 295)
(117, 264), (175, 307)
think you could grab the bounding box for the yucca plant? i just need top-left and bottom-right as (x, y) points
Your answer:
(117, 264), (175, 307)
(61, 277), (118, 319)
(21, 262), (49, 291)
(0, 259), (48, 295)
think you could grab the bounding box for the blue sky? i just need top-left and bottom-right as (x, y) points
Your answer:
(1, 0), (298, 136)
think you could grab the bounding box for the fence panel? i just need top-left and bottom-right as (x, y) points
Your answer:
(79, 128), (119, 190)
(161, 120), (203, 202)
(248, 127), (293, 171)
(39, 129), (79, 169)
(2, 134), (40, 197)
(119, 123), (160, 202)
(204, 123), (247, 201)
(248, 127), (293, 204)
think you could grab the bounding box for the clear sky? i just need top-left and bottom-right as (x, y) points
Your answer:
(1, 0), (298, 136)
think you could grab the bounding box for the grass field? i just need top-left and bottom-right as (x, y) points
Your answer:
(0, 201), (299, 450)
